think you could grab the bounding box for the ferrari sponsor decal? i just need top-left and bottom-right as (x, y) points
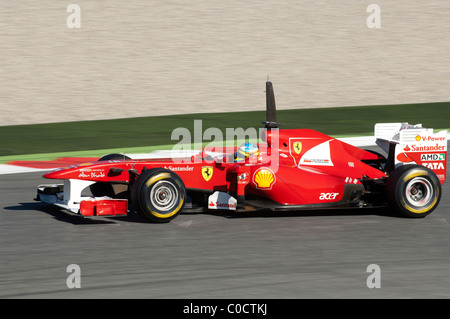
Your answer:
(164, 165), (194, 172)
(208, 201), (237, 210)
(237, 172), (249, 184)
(299, 140), (334, 167)
(405, 144), (445, 152)
(422, 162), (445, 170)
(201, 166), (213, 181)
(208, 191), (237, 210)
(292, 142), (302, 154)
(395, 129), (447, 172)
(395, 129), (447, 184)
(78, 168), (106, 178)
(252, 167), (276, 190)
(415, 135), (446, 142)
(288, 138), (304, 165)
(345, 177), (359, 184)
(394, 128), (447, 184)
(420, 153), (445, 161)
(319, 192), (339, 200)
(79, 171), (105, 178)
(302, 158), (331, 165)
(397, 152), (446, 166)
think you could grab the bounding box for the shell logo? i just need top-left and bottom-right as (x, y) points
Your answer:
(252, 167), (276, 190)
(415, 135), (421, 141)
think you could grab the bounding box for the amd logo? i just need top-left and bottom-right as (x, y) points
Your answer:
(420, 154), (445, 161)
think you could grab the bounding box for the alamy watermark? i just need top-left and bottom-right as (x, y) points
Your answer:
(367, 4), (381, 29)
(66, 4), (81, 29)
(170, 120), (280, 172)
(64, 263), (382, 290)
(66, 264), (81, 288)
(65, 4), (380, 30)
(366, 264), (381, 288)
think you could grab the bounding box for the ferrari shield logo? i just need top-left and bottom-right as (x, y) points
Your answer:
(202, 166), (213, 181)
(293, 142), (302, 154)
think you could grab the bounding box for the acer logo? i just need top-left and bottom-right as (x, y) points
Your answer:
(319, 192), (339, 200)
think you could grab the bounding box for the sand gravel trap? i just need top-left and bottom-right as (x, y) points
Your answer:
(1, 1), (449, 126)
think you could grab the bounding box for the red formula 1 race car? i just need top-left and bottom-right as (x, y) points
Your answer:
(36, 82), (447, 222)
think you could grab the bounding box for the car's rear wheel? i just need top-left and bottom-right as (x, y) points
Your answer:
(386, 164), (441, 218)
(131, 168), (185, 223)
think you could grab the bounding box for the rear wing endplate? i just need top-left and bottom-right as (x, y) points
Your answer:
(375, 123), (447, 184)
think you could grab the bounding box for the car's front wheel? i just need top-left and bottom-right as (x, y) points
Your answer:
(131, 168), (185, 223)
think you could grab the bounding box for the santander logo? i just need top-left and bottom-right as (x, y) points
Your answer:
(209, 201), (236, 209)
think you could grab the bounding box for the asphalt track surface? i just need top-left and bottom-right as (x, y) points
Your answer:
(1, 148), (450, 299)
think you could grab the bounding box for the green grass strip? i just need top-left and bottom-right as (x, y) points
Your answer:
(0, 101), (449, 158)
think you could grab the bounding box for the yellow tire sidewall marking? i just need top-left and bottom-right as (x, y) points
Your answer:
(144, 172), (184, 218)
(400, 170), (438, 214)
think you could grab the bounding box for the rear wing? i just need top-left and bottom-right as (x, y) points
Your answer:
(375, 123), (447, 184)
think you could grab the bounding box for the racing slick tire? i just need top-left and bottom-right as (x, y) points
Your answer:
(90, 154), (131, 198)
(386, 164), (441, 218)
(131, 168), (186, 223)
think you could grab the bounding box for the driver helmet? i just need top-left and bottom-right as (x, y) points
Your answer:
(234, 143), (259, 162)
